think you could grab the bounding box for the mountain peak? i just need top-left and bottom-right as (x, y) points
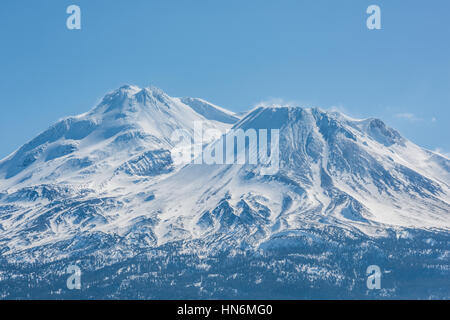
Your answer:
(237, 105), (406, 148)
(118, 84), (141, 92)
(93, 85), (171, 115)
(134, 86), (170, 105)
(0, 85), (239, 188)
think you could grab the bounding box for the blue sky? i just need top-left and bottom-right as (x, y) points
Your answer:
(0, 0), (449, 159)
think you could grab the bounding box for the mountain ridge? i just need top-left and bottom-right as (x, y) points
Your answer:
(0, 85), (449, 299)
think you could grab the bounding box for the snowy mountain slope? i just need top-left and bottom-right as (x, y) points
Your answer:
(0, 86), (449, 299)
(115, 106), (449, 250)
(179, 97), (240, 124)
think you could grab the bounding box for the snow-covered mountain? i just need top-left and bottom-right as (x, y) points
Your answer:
(0, 85), (238, 190)
(0, 86), (449, 299)
(146, 106), (449, 246)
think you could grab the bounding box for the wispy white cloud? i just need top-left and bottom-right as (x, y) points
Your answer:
(254, 98), (301, 109)
(255, 98), (289, 108)
(433, 148), (450, 159)
(328, 105), (348, 114)
(395, 113), (421, 122)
